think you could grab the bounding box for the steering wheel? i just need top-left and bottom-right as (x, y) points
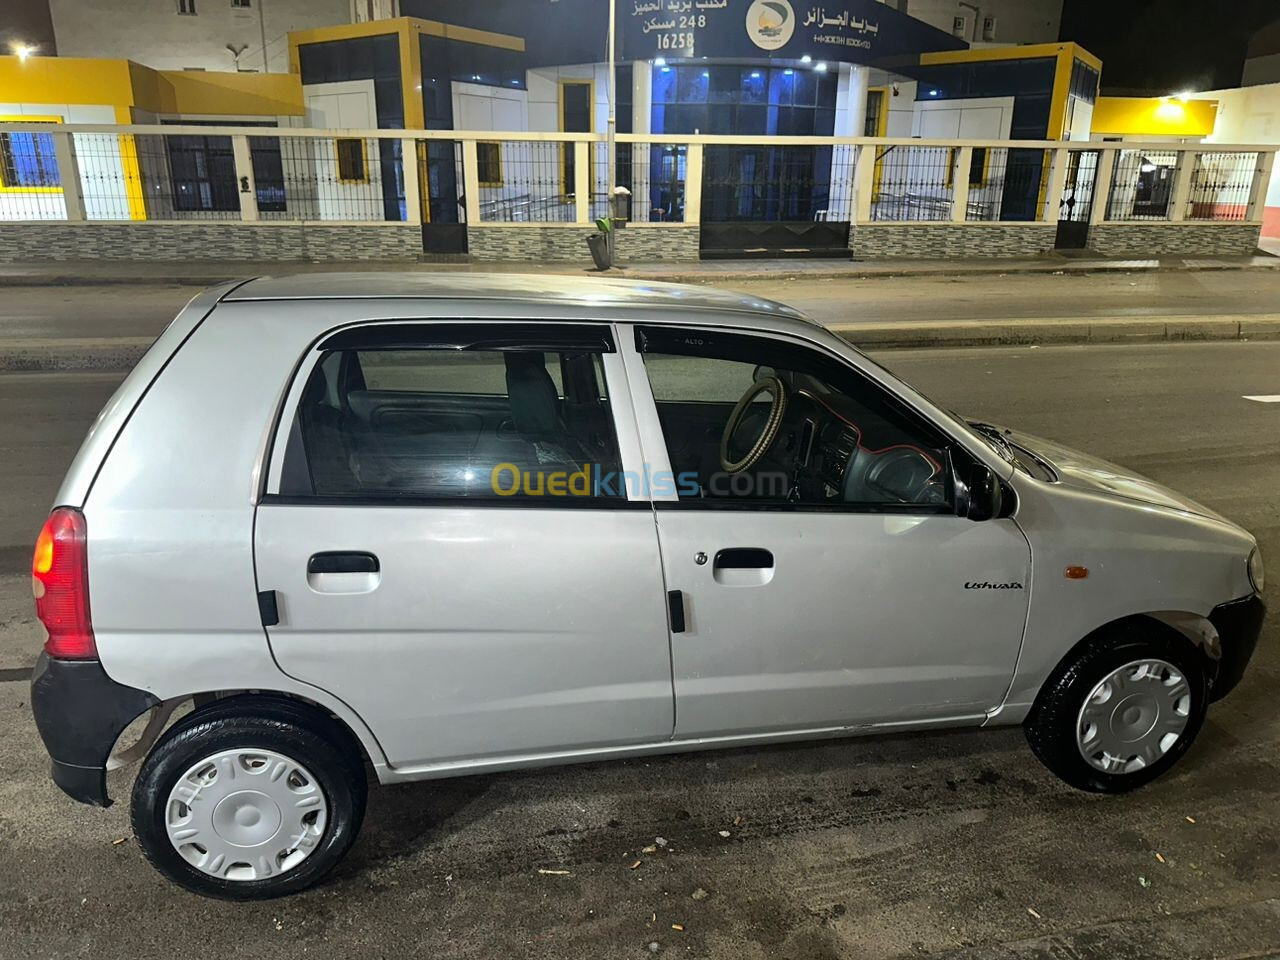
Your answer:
(863, 448), (940, 503)
(719, 377), (788, 474)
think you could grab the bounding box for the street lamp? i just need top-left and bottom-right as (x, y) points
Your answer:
(12, 43), (35, 62)
(606, 0), (617, 260)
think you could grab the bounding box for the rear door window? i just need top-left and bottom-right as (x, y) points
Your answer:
(279, 324), (623, 501)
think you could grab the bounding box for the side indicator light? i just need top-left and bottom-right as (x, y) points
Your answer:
(1065, 565), (1089, 580)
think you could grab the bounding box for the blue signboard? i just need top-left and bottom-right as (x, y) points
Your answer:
(623, 0), (965, 64)
(406, 0), (965, 69)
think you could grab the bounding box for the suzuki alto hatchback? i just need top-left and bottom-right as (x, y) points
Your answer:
(32, 274), (1264, 899)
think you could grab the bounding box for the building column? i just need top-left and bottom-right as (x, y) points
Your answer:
(830, 64), (868, 222)
(632, 60), (652, 136)
(844, 64), (869, 139)
(51, 132), (86, 222)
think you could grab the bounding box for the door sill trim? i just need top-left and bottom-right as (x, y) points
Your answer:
(376, 712), (990, 784)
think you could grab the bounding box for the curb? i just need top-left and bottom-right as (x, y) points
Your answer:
(0, 275), (241, 288)
(832, 315), (1280, 349)
(0, 256), (1277, 289)
(623, 261), (1280, 286)
(3, 315), (1277, 373)
(0, 338), (153, 372)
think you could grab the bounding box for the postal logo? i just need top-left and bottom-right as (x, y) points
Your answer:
(747, 0), (796, 50)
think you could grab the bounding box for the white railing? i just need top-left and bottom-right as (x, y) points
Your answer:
(0, 123), (1276, 229)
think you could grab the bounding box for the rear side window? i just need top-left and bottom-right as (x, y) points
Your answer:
(279, 343), (622, 501)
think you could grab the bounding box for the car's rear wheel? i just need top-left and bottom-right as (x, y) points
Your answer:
(131, 704), (366, 899)
(1025, 620), (1209, 793)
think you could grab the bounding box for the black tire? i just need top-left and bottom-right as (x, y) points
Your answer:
(130, 698), (367, 900)
(1024, 619), (1210, 793)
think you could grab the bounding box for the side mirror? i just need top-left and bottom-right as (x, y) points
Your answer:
(954, 455), (1003, 521)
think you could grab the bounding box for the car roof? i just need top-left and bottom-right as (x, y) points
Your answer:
(222, 272), (813, 324)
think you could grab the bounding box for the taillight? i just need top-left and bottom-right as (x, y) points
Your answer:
(32, 507), (96, 660)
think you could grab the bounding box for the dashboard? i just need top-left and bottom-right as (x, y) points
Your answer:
(750, 384), (947, 506)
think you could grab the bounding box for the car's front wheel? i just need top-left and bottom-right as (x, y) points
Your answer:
(1025, 620), (1209, 793)
(131, 702), (367, 899)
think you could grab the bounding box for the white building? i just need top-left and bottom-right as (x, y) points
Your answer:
(47, 0), (353, 73)
(878, 0), (1063, 45)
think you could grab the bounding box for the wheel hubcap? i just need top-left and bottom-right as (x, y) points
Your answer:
(1077, 659), (1191, 774)
(165, 748), (328, 882)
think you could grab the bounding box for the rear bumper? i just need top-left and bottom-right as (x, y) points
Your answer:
(1208, 595), (1266, 702)
(30, 653), (158, 807)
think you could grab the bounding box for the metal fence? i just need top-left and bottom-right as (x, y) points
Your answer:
(1106, 149), (1181, 221)
(1058, 149), (1100, 223)
(0, 123), (1275, 233)
(870, 144), (954, 222)
(1186, 151), (1258, 222)
(476, 140), (574, 223)
(616, 141), (687, 223)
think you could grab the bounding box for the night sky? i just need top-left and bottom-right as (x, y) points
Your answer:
(1060, 0), (1278, 95)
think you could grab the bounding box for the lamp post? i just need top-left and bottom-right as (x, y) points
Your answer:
(258, 0), (270, 72)
(606, 0), (617, 259)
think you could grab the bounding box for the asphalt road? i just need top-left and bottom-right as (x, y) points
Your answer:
(4, 268), (1280, 341)
(1, 341), (1278, 959)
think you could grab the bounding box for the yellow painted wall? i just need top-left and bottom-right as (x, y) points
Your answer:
(0, 54), (302, 119)
(1091, 96), (1218, 137)
(151, 71), (304, 116)
(0, 56), (136, 108)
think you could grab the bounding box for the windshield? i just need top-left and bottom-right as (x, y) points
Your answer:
(843, 345), (1028, 472)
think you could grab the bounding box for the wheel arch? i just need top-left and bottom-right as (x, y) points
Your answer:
(111, 689), (386, 786)
(1028, 611), (1217, 717)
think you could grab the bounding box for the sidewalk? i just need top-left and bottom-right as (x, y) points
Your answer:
(0, 250), (1278, 288)
(5, 315), (1278, 374)
(2, 250), (1278, 370)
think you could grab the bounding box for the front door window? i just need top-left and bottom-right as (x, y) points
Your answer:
(635, 326), (952, 510)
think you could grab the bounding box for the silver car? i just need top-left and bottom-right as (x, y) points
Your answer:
(31, 274), (1264, 899)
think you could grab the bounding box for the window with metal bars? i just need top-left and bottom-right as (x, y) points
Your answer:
(177, 0), (197, 13)
(0, 126), (60, 189)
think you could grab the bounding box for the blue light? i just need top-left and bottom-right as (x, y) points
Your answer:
(661, 66), (671, 73)
(929, 89), (939, 96)
(750, 71), (761, 79)
(783, 68), (794, 76)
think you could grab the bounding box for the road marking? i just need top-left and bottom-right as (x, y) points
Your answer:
(1243, 395), (1280, 403)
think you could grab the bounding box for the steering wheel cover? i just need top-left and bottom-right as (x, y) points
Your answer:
(719, 377), (788, 474)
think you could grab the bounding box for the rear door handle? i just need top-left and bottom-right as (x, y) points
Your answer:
(713, 548), (774, 569)
(307, 551), (380, 574)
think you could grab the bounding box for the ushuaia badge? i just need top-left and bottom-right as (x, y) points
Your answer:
(747, 0), (795, 50)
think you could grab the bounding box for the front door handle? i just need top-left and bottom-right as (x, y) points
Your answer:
(713, 548), (774, 569)
(307, 551), (380, 574)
